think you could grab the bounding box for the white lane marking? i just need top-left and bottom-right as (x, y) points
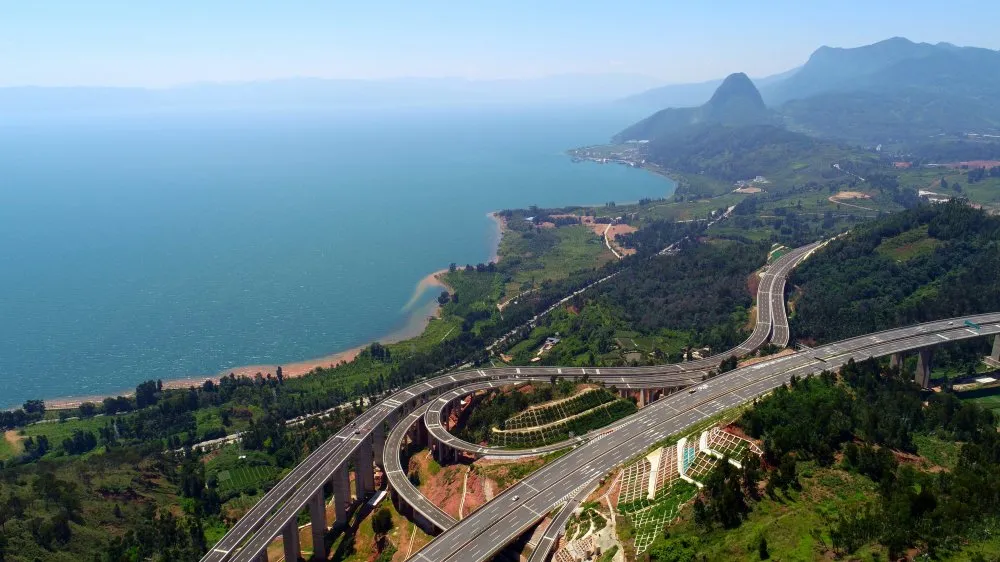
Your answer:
(937, 334), (949, 341)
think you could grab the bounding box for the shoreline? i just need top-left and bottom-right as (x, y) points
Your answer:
(487, 211), (507, 263)
(43, 248), (480, 410)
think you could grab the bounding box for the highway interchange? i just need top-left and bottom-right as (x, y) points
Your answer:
(412, 313), (1000, 561)
(201, 238), (1000, 562)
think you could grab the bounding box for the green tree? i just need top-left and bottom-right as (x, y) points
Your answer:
(372, 506), (393, 535)
(22, 399), (45, 418)
(757, 535), (769, 560)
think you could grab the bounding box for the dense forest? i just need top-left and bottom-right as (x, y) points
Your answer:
(647, 358), (1000, 560)
(597, 237), (768, 350)
(506, 235), (768, 369)
(790, 201), (1000, 343)
(647, 124), (823, 182)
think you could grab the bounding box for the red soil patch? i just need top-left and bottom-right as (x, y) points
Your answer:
(747, 271), (761, 296)
(461, 469), (488, 517)
(409, 450), (467, 519)
(722, 423), (757, 444)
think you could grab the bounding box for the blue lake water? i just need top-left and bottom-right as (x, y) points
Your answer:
(0, 105), (674, 406)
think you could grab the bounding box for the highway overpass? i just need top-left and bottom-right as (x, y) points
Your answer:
(204, 242), (817, 562)
(201, 243), (1000, 562)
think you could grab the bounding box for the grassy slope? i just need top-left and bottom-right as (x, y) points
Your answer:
(499, 222), (614, 295)
(666, 463), (879, 560)
(0, 431), (22, 460)
(654, 440), (990, 561)
(0, 450), (184, 562)
(898, 167), (1000, 206)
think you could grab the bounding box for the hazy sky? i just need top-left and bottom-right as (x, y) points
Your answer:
(3, 0), (998, 88)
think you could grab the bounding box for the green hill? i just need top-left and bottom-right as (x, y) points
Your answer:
(790, 201), (1000, 344)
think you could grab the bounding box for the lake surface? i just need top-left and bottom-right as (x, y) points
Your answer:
(0, 105), (674, 406)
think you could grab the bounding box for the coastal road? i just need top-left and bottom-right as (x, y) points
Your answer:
(408, 313), (1000, 562)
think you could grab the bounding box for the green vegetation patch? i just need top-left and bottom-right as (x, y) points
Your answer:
(215, 465), (279, 496)
(874, 224), (942, 261)
(791, 202), (1000, 344)
(491, 398), (637, 449)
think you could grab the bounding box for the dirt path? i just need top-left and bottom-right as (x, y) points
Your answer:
(458, 468), (469, 519)
(404, 523), (418, 559)
(603, 223), (622, 259)
(4, 430), (22, 453)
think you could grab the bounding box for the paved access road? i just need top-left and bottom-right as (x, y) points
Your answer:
(410, 313), (1000, 562)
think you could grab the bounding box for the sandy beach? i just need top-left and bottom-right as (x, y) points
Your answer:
(44, 269), (457, 410)
(488, 211), (507, 263)
(43, 215), (505, 411)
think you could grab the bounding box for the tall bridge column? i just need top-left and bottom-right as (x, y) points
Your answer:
(308, 490), (326, 561)
(916, 348), (932, 388)
(431, 436), (442, 463)
(416, 417), (429, 447)
(890, 352), (904, 369)
(992, 335), (1000, 362)
(356, 438), (376, 499)
(372, 422), (386, 470)
(282, 519), (300, 562)
(332, 466), (350, 527)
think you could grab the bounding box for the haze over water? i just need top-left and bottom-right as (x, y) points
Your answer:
(0, 105), (674, 406)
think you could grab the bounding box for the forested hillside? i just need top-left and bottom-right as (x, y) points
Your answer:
(597, 237), (768, 344)
(790, 201), (1000, 343)
(506, 235), (768, 366)
(646, 123), (828, 183)
(649, 358), (1000, 560)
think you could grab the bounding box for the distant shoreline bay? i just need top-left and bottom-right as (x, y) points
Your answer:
(0, 107), (673, 408)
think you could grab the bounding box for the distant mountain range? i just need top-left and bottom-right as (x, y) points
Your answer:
(619, 67), (799, 111)
(618, 37), (1000, 145)
(0, 74), (663, 114)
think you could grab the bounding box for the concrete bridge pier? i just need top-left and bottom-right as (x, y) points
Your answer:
(890, 352), (904, 369)
(916, 348), (932, 388)
(992, 335), (1000, 362)
(432, 438), (456, 465)
(372, 422), (386, 470)
(416, 417), (429, 447)
(332, 466), (350, 527)
(308, 490), (326, 560)
(412, 509), (437, 536)
(282, 518), (300, 562)
(431, 436), (442, 463)
(356, 438), (376, 499)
